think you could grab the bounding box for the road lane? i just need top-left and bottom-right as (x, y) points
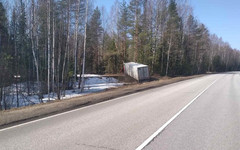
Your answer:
(136, 75), (219, 150)
(144, 72), (240, 150)
(0, 74), (224, 150)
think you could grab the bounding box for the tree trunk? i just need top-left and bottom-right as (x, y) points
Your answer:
(80, 0), (89, 92)
(0, 87), (2, 110)
(47, 0), (51, 101)
(31, 0), (40, 102)
(52, 12), (55, 94)
(74, 0), (81, 87)
(57, 22), (62, 100)
(133, 3), (139, 62)
(62, 0), (70, 96)
(166, 33), (172, 76)
(3, 88), (7, 110)
(16, 80), (19, 107)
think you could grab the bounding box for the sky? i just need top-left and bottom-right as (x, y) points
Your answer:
(95, 0), (240, 50)
(191, 0), (240, 50)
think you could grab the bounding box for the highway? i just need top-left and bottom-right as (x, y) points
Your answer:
(0, 73), (239, 150)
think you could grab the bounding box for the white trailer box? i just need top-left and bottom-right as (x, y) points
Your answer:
(124, 62), (149, 81)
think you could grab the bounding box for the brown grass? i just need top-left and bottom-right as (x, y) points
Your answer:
(0, 74), (205, 127)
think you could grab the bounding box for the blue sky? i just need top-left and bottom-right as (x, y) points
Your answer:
(96, 0), (240, 50)
(191, 0), (240, 50)
(95, 0), (115, 11)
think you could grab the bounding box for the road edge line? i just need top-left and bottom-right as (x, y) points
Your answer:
(0, 75), (208, 131)
(135, 77), (220, 150)
(0, 92), (139, 132)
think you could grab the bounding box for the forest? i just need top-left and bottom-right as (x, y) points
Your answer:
(0, 0), (240, 110)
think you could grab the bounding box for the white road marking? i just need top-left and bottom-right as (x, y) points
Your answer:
(0, 75), (214, 133)
(135, 77), (220, 150)
(0, 92), (139, 132)
(0, 75), (202, 132)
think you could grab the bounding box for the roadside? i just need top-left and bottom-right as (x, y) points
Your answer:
(0, 74), (206, 128)
(1, 74), (124, 109)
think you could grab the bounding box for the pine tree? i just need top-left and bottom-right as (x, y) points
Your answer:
(0, 1), (11, 110)
(15, 0), (30, 106)
(18, 0), (29, 80)
(165, 0), (181, 76)
(195, 24), (210, 74)
(138, 0), (153, 69)
(183, 15), (198, 75)
(129, 0), (143, 62)
(117, 0), (130, 67)
(155, 0), (168, 75)
(104, 36), (120, 74)
(0, 2), (8, 53)
(86, 7), (103, 73)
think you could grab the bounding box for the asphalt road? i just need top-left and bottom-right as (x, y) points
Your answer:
(144, 72), (240, 150)
(0, 73), (238, 150)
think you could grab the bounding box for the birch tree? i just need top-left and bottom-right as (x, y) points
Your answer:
(30, 0), (41, 101)
(80, 0), (89, 92)
(47, 0), (51, 100)
(62, 0), (71, 96)
(73, 0), (81, 86)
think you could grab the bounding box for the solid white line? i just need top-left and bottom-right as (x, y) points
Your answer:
(0, 75), (205, 132)
(0, 75), (214, 132)
(135, 77), (220, 150)
(0, 92), (139, 132)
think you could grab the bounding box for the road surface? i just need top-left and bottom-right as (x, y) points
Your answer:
(0, 73), (239, 150)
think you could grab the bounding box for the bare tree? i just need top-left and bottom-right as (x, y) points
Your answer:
(52, 3), (55, 94)
(62, 0), (71, 96)
(47, 0), (51, 101)
(80, 0), (89, 92)
(30, 0), (41, 103)
(74, 0), (81, 86)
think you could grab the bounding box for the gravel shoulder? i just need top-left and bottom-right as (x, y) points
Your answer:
(0, 74), (205, 127)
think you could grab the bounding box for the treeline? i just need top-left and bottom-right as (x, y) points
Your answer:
(0, 0), (240, 109)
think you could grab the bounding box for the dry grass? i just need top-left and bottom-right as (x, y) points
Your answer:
(0, 74), (205, 127)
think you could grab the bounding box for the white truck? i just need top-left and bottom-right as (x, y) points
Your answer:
(124, 62), (150, 81)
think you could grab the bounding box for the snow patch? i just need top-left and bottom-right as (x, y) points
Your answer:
(1, 75), (124, 109)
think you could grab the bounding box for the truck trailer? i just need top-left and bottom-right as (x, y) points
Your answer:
(124, 62), (149, 81)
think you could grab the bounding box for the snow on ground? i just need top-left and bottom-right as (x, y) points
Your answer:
(42, 75), (123, 101)
(1, 75), (124, 109)
(77, 74), (102, 78)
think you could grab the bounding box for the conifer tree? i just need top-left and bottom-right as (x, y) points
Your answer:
(0, 1), (10, 110)
(129, 0), (142, 62)
(117, 0), (130, 67)
(165, 0), (181, 76)
(86, 7), (103, 73)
